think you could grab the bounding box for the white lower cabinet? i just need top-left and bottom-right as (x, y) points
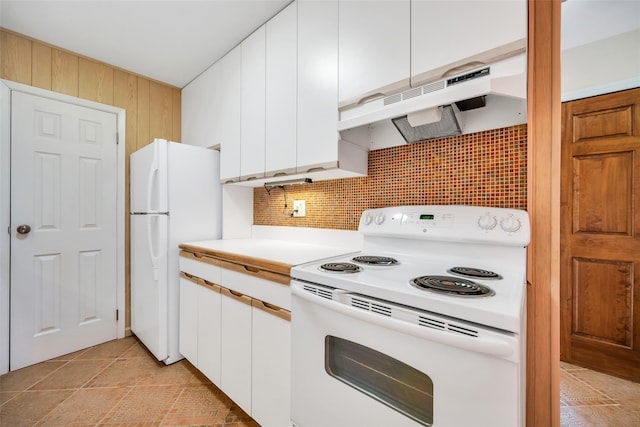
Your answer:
(251, 300), (291, 427)
(197, 283), (222, 386)
(220, 288), (253, 413)
(179, 250), (291, 427)
(178, 271), (223, 386)
(178, 273), (199, 365)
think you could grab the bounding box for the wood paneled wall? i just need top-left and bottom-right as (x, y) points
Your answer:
(0, 28), (182, 330)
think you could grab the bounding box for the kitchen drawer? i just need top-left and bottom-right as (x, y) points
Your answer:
(220, 260), (290, 310)
(179, 250), (221, 285)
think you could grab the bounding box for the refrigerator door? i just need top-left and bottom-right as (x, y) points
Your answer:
(130, 213), (169, 361)
(130, 139), (168, 214)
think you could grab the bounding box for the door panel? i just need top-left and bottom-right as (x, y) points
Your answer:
(130, 213), (168, 361)
(10, 91), (118, 370)
(560, 88), (640, 382)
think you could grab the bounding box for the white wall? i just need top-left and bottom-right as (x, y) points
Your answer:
(562, 29), (640, 101)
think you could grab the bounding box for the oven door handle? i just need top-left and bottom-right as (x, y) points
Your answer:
(292, 284), (515, 358)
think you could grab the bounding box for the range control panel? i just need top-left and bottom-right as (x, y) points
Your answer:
(359, 205), (530, 246)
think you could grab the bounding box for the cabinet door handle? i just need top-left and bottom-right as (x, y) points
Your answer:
(202, 279), (221, 292)
(223, 288), (252, 305)
(305, 167), (326, 173)
(252, 299), (291, 321)
(357, 92), (385, 105)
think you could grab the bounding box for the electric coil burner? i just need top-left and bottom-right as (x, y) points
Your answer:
(319, 262), (361, 273)
(411, 275), (495, 297)
(448, 266), (502, 280)
(352, 255), (399, 265)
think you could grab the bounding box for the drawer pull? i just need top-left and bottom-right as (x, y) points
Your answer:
(223, 288), (252, 305)
(228, 289), (243, 297)
(252, 299), (291, 321)
(244, 265), (260, 273)
(202, 279), (221, 292)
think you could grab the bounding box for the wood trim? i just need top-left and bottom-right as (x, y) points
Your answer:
(526, 1), (562, 426)
(252, 299), (291, 322)
(180, 271), (222, 292)
(180, 250), (222, 267)
(221, 287), (253, 305)
(179, 243), (293, 277)
(219, 259), (290, 286)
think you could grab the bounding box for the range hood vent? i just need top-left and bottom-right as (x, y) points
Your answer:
(392, 105), (463, 143)
(337, 53), (527, 148)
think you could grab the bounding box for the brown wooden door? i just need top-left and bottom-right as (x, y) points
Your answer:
(560, 88), (640, 382)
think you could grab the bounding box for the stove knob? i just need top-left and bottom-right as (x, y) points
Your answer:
(362, 213), (373, 225)
(477, 214), (497, 230)
(500, 215), (522, 233)
(374, 213), (385, 225)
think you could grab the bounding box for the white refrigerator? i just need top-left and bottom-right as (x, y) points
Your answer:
(130, 138), (221, 364)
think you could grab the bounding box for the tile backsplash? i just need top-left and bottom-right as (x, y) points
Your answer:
(254, 124), (527, 231)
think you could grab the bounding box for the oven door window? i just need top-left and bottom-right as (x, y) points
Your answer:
(325, 336), (434, 426)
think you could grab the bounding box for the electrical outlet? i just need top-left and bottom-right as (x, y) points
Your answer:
(293, 200), (306, 217)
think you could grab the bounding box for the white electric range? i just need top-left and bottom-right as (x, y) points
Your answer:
(290, 205), (530, 427)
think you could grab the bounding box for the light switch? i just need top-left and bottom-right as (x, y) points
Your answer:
(293, 200), (306, 217)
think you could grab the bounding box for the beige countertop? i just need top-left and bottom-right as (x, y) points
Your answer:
(179, 238), (359, 276)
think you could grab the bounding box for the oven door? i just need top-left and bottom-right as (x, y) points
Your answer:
(291, 280), (523, 427)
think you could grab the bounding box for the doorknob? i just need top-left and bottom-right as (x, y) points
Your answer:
(16, 225), (31, 235)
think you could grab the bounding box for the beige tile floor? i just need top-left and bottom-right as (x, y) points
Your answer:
(560, 361), (640, 427)
(0, 337), (259, 426)
(2, 337), (640, 426)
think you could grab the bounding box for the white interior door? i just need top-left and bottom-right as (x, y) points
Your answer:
(10, 91), (118, 370)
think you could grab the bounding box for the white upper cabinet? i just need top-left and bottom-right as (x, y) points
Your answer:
(295, 0), (367, 179)
(218, 46), (242, 183)
(338, 0), (410, 108)
(265, 2), (298, 177)
(181, 62), (220, 147)
(297, 0), (339, 171)
(411, 0), (527, 87)
(240, 26), (267, 181)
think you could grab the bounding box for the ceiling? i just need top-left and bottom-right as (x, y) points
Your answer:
(1, 0), (638, 89)
(0, 0), (291, 88)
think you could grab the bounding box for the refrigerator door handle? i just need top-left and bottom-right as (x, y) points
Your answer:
(146, 143), (159, 212)
(147, 215), (160, 281)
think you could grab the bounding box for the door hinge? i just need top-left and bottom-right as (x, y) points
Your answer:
(116, 309), (119, 321)
(116, 133), (119, 145)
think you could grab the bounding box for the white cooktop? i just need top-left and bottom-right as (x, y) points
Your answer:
(291, 205), (530, 333)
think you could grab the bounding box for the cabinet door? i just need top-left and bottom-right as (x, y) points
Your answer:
(411, 0), (527, 86)
(297, 0), (339, 172)
(197, 284), (222, 386)
(338, 0), (410, 107)
(240, 26), (266, 181)
(265, 2), (297, 177)
(251, 301), (291, 427)
(181, 63), (220, 148)
(220, 288), (253, 414)
(178, 275), (199, 366)
(218, 46), (242, 183)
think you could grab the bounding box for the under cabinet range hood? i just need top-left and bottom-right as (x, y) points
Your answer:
(338, 53), (527, 145)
